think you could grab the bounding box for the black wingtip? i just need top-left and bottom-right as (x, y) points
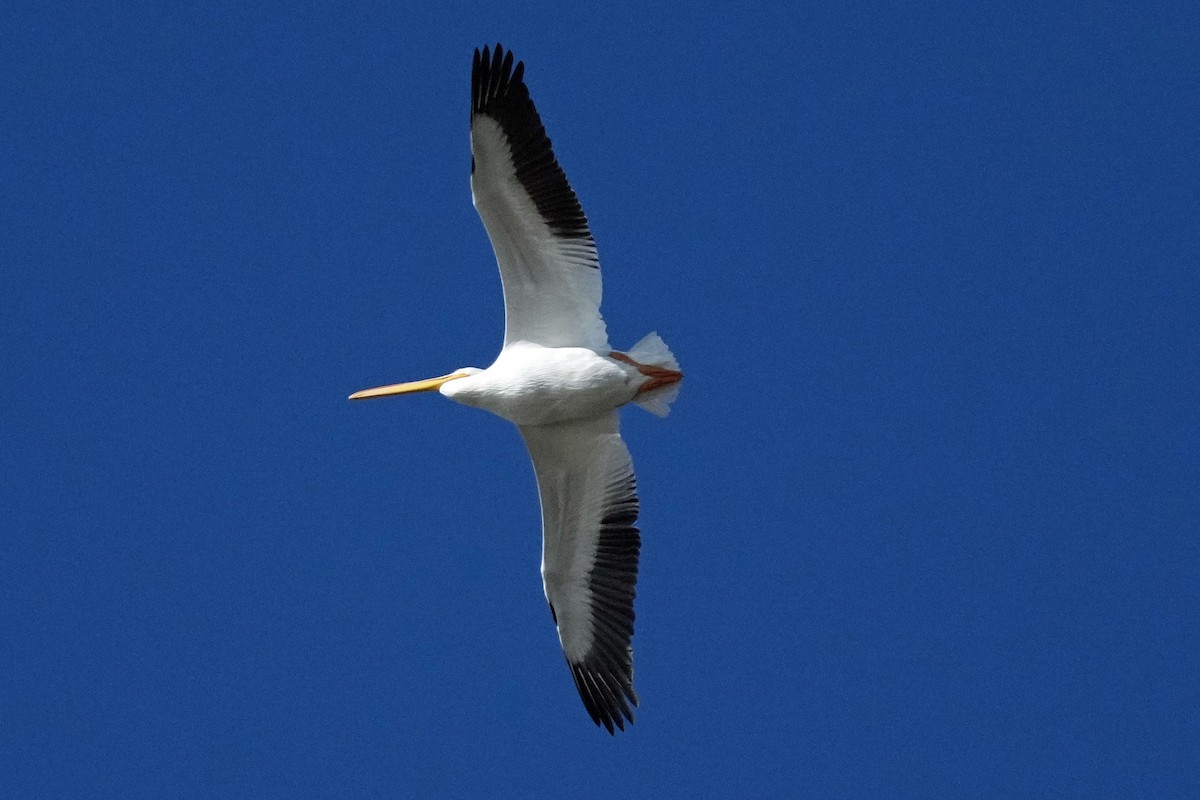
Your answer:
(471, 43), (526, 117)
(568, 659), (638, 734)
(469, 42), (593, 244)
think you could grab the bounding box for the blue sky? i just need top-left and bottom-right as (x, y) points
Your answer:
(3, 1), (1197, 797)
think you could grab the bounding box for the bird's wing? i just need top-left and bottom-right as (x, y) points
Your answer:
(470, 44), (609, 352)
(519, 413), (640, 733)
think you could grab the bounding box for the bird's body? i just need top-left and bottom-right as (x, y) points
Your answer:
(441, 343), (632, 427)
(441, 337), (678, 426)
(351, 45), (681, 733)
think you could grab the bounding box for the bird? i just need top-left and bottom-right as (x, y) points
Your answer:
(349, 44), (682, 733)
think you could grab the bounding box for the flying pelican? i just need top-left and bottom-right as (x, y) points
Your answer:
(350, 44), (682, 733)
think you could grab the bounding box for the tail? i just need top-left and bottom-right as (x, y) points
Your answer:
(627, 332), (682, 418)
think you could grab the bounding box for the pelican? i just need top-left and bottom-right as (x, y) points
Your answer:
(350, 44), (682, 733)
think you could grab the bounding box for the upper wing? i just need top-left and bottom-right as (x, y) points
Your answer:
(519, 413), (640, 733)
(470, 44), (609, 352)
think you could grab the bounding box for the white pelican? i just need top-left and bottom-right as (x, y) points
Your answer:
(350, 44), (682, 733)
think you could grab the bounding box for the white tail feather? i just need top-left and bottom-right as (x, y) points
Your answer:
(627, 332), (681, 417)
(626, 332), (678, 371)
(633, 382), (680, 417)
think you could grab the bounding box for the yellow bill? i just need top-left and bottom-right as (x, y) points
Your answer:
(349, 372), (469, 401)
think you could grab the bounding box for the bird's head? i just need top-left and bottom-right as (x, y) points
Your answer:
(348, 367), (481, 401)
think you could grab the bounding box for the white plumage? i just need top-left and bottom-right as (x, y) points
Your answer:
(350, 45), (682, 733)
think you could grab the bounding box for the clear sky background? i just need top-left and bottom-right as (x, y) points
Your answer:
(3, 2), (1198, 798)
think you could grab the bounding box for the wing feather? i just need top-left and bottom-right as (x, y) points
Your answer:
(470, 44), (609, 351)
(519, 413), (640, 733)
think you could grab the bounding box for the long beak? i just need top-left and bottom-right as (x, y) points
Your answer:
(348, 371), (468, 401)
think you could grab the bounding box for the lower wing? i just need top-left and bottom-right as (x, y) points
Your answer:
(519, 413), (640, 732)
